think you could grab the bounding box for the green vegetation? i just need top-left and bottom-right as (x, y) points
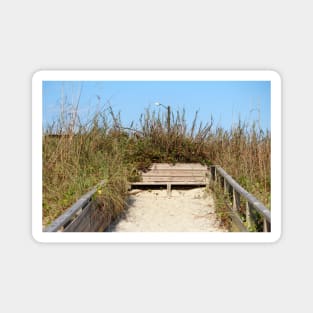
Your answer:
(43, 104), (270, 228)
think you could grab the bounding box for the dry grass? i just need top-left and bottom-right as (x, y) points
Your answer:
(43, 105), (270, 228)
(206, 122), (270, 208)
(42, 109), (129, 226)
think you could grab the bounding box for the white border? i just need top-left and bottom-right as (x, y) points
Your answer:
(32, 70), (281, 243)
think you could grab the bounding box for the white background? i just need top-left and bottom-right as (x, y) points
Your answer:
(0, 0), (311, 312)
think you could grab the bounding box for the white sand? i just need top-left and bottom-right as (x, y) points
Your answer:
(109, 187), (227, 232)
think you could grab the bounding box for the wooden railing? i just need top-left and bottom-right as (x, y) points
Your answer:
(209, 165), (271, 232)
(44, 181), (109, 232)
(44, 165), (271, 233)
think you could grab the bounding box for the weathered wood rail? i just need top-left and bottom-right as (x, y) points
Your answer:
(43, 181), (110, 232)
(44, 163), (271, 233)
(209, 165), (271, 232)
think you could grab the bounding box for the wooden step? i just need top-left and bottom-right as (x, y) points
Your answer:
(149, 163), (207, 170)
(141, 170), (207, 176)
(141, 176), (207, 182)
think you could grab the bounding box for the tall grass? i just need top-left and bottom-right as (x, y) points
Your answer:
(42, 107), (129, 226)
(122, 108), (213, 171)
(43, 104), (270, 227)
(206, 122), (270, 208)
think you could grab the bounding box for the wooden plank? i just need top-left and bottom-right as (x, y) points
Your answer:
(64, 201), (112, 232)
(142, 175), (206, 179)
(90, 203), (112, 232)
(142, 177), (207, 180)
(69, 216), (90, 232)
(44, 190), (95, 232)
(230, 212), (249, 232)
(44, 180), (105, 232)
(141, 176), (207, 182)
(150, 162), (206, 167)
(142, 167), (208, 174)
(64, 201), (93, 232)
(149, 163), (207, 170)
(131, 181), (208, 186)
(144, 168), (204, 172)
(142, 170), (207, 176)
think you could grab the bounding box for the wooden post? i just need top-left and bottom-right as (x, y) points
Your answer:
(232, 188), (236, 210)
(246, 201), (253, 230)
(233, 189), (240, 211)
(263, 218), (270, 232)
(207, 170), (211, 187)
(214, 167), (217, 183)
(220, 176), (224, 189)
(167, 183), (171, 197)
(212, 166), (215, 181)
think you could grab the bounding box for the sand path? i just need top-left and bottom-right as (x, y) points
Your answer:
(108, 187), (227, 232)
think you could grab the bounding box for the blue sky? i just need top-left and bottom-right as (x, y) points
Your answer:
(42, 80), (271, 131)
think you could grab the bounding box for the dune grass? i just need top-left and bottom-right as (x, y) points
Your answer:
(42, 104), (270, 228)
